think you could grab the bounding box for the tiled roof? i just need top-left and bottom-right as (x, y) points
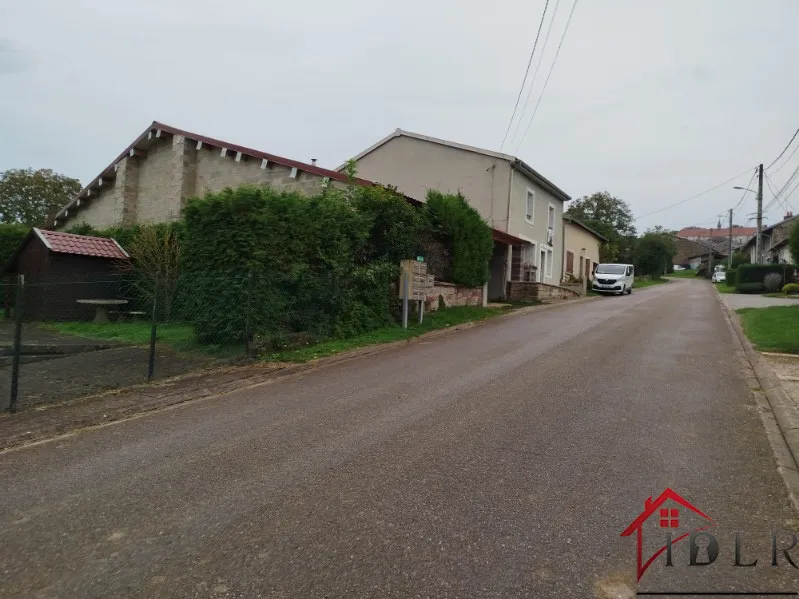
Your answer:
(677, 226), (756, 238)
(34, 229), (129, 260)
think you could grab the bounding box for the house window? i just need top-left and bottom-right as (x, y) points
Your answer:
(526, 189), (535, 223)
(566, 251), (574, 274)
(660, 508), (679, 528)
(548, 204), (555, 229)
(545, 248), (553, 278)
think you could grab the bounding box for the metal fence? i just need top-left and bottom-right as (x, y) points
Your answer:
(1, 271), (375, 413)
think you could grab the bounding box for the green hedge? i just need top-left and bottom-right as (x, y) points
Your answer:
(726, 268), (737, 287)
(736, 264), (798, 292)
(181, 184), (423, 344)
(736, 281), (765, 293)
(0, 223), (29, 268)
(783, 283), (799, 295)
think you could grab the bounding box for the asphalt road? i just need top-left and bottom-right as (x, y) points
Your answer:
(2, 279), (798, 598)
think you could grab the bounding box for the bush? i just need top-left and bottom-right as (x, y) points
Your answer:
(0, 223), (29, 267)
(424, 190), (493, 287)
(790, 220), (799, 265)
(764, 272), (783, 293)
(726, 269), (737, 287)
(783, 283), (799, 296)
(736, 282), (765, 293)
(736, 263), (798, 292)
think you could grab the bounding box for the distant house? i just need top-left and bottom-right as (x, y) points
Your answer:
(677, 225), (755, 245)
(341, 129), (571, 300)
(671, 236), (724, 267)
(739, 212), (798, 264)
(0, 229), (129, 321)
(562, 215), (607, 282)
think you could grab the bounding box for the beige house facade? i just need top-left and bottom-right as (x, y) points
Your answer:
(563, 215), (606, 283)
(52, 122), (360, 231)
(343, 129), (571, 300)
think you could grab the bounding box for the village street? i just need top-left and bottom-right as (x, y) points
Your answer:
(1, 279), (798, 598)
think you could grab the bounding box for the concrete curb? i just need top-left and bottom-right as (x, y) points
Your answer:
(717, 290), (799, 512)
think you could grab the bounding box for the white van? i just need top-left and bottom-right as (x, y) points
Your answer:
(592, 263), (635, 295)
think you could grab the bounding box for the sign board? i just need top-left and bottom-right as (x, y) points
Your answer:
(399, 259), (432, 301)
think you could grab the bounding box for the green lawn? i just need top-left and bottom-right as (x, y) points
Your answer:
(634, 277), (670, 289)
(44, 321), (241, 356)
(737, 305), (799, 354)
(269, 305), (511, 362)
(763, 292), (799, 300)
(715, 283), (737, 294)
(666, 269), (699, 278)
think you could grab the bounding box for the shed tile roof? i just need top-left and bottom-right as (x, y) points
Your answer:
(35, 229), (128, 260)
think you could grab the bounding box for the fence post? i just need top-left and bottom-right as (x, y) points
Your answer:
(244, 272), (253, 355)
(8, 274), (24, 413)
(147, 279), (158, 382)
(401, 271), (409, 329)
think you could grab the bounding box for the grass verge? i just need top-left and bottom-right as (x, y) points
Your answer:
(634, 278), (669, 289)
(666, 269), (699, 278)
(763, 293), (799, 299)
(268, 305), (512, 362)
(43, 322), (242, 356)
(715, 283), (737, 294)
(737, 305), (799, 354)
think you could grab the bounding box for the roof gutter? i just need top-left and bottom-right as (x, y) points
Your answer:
(511, 159), (571, 203)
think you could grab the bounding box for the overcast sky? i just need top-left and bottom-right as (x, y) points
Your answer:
(1, 0), (798, 231)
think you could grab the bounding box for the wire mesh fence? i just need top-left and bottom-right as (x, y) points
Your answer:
(1, 270), (382, 413)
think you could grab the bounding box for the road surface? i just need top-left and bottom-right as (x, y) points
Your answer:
(2, 279), (798, 598)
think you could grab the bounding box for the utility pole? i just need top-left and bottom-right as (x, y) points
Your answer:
(756, 163), (764, 264)
(728, 208), (733, 269)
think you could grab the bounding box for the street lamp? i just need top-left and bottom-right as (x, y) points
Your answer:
(733, 186), (756, 193)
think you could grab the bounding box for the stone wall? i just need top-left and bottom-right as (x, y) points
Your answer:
(506, 281), (580, 302)
(56, 131), (341, 231)
(424, 281), (483, 311)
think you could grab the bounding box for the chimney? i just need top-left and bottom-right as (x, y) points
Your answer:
(786, 211), (794, 220)
(311, 158), (317, 166)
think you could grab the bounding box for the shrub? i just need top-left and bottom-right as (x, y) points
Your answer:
(736, 281), (765, 293)
(0, 223), (29, 267)
(764, 272), (783, 293)
(726, 269), (737, 287)
(790, 220), (799, 265)
(783, 283), (799, 295)
(424, 190), (493, 287)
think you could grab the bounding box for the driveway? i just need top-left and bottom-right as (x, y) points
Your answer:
(1, 279), (798, 597)
(720, 292), (799, 309)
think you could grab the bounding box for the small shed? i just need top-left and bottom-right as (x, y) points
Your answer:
(1, 228), (130, 321)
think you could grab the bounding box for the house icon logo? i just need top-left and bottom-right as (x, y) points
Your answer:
(620, 488), (716, 581)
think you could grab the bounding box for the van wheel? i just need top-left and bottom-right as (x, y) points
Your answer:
(627, 287), (633, 295)
(618, 286), (625, 296)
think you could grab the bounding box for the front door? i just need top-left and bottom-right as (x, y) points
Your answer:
(539, 250), (546, 282)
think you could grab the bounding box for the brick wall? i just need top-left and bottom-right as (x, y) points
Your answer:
(506, 281), (579, 302)
(424, 281), (483, 311)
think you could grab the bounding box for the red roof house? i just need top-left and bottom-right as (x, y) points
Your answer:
(1, 229), (130, 321)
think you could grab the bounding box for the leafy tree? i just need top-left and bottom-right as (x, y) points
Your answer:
(0, 168), (81, 226)
(790, 220), (799, 265)
(424, 190), (493, 287)
(731, 251), (750, 268)
(566, 191), (636, 262)
(634, 230), (676, 279)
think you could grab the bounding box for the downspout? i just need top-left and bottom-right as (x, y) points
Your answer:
(504, 166), (514, 292)
(561, 212), (566, 284)
(506, 164), (513, 233)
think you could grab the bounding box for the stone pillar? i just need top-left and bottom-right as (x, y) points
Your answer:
(482, 282), (488, 307)
(171, 135), (197, 212)
(116, 156), (139, 227)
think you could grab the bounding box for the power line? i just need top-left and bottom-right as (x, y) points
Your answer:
(766, 127), (799, 170)
(635, 166), (755, 221)
(732, 168), (758, 213)
(772, 140), (799, 174)
(764, 171), (794, 214)
(507, 0), (561, 148)
(514, 0), (579, 154)
(498, 0), (551, 152)
(765, 162), (799, 212)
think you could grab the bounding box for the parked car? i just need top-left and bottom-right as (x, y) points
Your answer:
(673, 265), (687, 271)
(592, 264), (635, 295)
(712, 270), (726, 284)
